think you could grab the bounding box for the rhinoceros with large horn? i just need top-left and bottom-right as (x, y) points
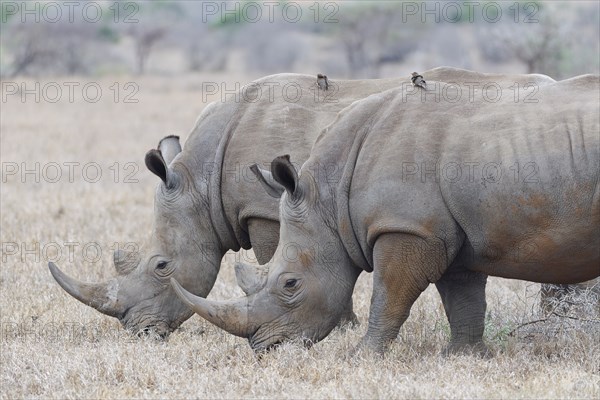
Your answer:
(173, 74), (599, 354)
(48, 68), (558, 338)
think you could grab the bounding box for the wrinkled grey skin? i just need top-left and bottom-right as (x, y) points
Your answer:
(49, 72), (421, 337)
(173, 74), (599, 355)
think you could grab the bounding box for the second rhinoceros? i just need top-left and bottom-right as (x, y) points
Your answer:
(172, 74), (599, 354)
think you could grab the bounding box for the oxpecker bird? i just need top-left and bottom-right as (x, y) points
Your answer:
(411, 72), (427, 90)
(317, 74), (329, 90)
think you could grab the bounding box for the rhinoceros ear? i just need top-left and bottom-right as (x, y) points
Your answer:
(271, 155), (299, 197)
(114, 249), (140, 275)
(158, 135), (181, 165)
(250, 164), (285, 198)
(145, 149), (167, 183)
(234, 262), (268, 295)
(145, 149), (178, 189)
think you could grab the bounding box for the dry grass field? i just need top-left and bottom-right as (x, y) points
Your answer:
(1, 74), (599, 399)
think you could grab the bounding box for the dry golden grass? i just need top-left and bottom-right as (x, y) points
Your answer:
(1, 74), (599, 399)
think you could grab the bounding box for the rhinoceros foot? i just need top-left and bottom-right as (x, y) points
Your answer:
(442, 340), (492, 358)
(348, 335), (389, 358)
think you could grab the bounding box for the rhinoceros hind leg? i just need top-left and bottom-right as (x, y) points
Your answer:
(435, 268), (489, 356)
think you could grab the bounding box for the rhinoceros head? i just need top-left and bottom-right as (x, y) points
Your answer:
(171, 155), (360, 351)
(49, 136), (225, 338)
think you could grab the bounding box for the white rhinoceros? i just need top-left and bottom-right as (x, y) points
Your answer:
(173, 74), (599, 354)
(48, 68), (558, 338)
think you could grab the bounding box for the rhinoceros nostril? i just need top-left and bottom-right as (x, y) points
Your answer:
(136, 327), (151, 338)
(250, 338), (282, 354)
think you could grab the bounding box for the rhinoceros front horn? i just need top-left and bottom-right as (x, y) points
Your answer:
(170, 278), (252, 338)
(48, 262), (125, 318)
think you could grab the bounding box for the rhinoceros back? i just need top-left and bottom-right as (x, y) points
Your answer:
(331, 75), (599, 283)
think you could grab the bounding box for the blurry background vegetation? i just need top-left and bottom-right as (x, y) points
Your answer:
(0, 0), (598, 80)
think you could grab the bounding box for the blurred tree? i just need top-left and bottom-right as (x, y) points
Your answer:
(130, 26), (166, 74)
(477, 2), (576, 78)
(1, 19), (102, 77)
(169, 2), (231, 72)
(2, 24), (54, 77)
(331, 4), (421, 78)
(504, 17), (567, 76)
(1, 2), (133, 77)
(122, 1), (182, 74)
(1, 0), (596, 78)
(185, 29), (230, 72)
(239, 23), (306, 73)
(55, 20), (102, 75)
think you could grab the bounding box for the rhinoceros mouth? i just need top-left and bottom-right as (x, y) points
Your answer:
(247, 326), (293, 352)
(121, 311), (173, 340)
(248, 336), (282, 353)
(248, 334), (317, 353)
(134, 325), (169, 340)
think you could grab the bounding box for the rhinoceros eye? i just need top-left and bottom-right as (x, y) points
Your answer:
(156, 261), (169, 270)
(284, 279), (297, 289)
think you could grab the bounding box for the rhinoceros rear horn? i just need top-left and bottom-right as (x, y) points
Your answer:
(170, 278), (252, 338)
(271, 155), (298, 196)
(48, 262), (125, 318)
(158, 135), (181, 165)
(250, 164), (285, 198)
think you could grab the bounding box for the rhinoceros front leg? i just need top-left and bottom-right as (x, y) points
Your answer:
(356, 233), (445, 354)
(435, 267), (489, 356)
